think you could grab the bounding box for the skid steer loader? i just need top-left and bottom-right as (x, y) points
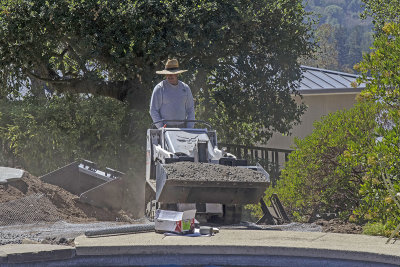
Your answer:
(145, 120), (270, 224)
(40, 120), (271, 224)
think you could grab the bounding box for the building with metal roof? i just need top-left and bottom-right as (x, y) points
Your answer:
(298, 65), (366, 94)
(266, 65), (367, 150)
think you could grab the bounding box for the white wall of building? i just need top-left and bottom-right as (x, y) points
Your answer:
(266, 92), (359, 150)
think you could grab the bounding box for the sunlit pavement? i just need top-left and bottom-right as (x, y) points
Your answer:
(1, 229), (400, 266)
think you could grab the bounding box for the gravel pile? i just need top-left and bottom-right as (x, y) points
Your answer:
(0, 193), (62, 226)
(0, 170), (143, 245)
(0, 220), (149, 245)
(0, 172), (137, 224)
(163, 162), (266, 183)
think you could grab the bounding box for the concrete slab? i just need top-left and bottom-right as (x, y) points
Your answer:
(0, 250), (7, 264)
(0, 167), (24, 183)
(1, 230), (400, 265)
(75, 230), (400, 265)
(0, 244), (75, 264)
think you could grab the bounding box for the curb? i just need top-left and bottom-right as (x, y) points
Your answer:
(0, 230), (399, 266)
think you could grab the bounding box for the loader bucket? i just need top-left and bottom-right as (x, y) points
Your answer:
(155, 162), (269, 205)
(40, 160), (138, 214)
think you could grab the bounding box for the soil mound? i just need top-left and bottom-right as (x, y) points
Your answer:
(0, 172), (133, 225)
(315, 219), (363, 234)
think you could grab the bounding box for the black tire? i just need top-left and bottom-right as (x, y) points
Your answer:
(223, 205), (242, 225)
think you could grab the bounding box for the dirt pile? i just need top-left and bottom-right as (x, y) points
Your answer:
(315, 219), (363, 234)
(0, 168), (363, 237)
(0, 172), (133, 225)
(163, 162), (267, 182)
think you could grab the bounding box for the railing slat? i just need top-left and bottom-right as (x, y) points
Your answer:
(218, 143), (293, 184)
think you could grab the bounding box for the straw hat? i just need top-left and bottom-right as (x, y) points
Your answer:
(156, 59), (187, 75)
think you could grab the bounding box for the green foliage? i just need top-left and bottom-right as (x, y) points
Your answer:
(249, 101), (381, 220)
(324, 5), (344, 26)
(352, 22), (400, 233)
(302, 0), (373, 73)
(194, 0), (315, 144)
(355, 23), (400, 109)
(0, 95), (150, 176)
(361, 0), (400, 32)
(301, 23), (373, 73)
(348, 0), (364, 12)
(301, 24), (339, 70)
(362, 222), (393, 237)
(306, 0), (367, 27)
(0, 0), (315, 145)
(352, 106), (400, 232)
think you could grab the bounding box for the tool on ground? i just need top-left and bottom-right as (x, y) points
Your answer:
(84, 223), (155, 237)
(199, 226), (215, 235)
(257, 194), (291, 225)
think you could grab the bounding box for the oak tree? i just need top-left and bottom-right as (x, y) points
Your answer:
(0, 0), (314, 144)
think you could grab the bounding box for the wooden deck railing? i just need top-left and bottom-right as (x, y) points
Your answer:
(218, 143), (293, 185)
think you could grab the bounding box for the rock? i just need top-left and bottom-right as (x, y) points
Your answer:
(58, 237), (67, 244)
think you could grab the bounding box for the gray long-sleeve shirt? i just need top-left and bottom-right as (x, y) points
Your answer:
(150, 80), (195, 128)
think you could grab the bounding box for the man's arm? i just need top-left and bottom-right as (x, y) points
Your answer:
(185, 85), (195, 128)
(149, 85), (164, 128)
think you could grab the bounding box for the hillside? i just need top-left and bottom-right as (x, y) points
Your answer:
(303, 0), (373, 73)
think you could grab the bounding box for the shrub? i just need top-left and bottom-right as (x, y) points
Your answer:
(0, 95), (150, 175)
(362, 222), (393, 237)
(249, 23), (400, 233)
(353, 109), (400, 230)
(249, 101), (381, 221)
(354, 22), (400, 232)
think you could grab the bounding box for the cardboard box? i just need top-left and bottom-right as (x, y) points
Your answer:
(155, 209), (196, 233)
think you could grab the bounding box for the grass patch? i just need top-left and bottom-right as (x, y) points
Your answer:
(362, 222), (393, 237)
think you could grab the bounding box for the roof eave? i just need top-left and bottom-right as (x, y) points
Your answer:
(295, 87), (364, 96)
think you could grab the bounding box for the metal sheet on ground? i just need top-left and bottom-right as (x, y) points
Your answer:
(0, 167), (24, 183)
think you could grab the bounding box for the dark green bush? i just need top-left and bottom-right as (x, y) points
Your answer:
(353, 22), (400, 234)
(354, 108), (400, 232)
(250, 101), (381, 221)
(0, 95), (150, 176)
